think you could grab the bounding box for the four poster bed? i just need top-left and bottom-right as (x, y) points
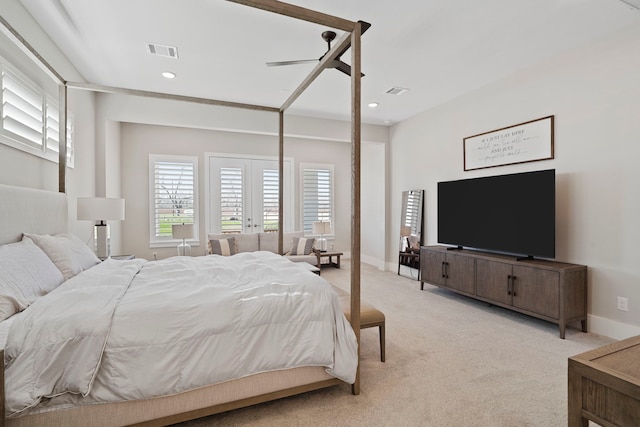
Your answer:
(0, 1), (368, 426)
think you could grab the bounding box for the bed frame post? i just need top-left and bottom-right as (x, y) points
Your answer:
(350, 21), (362, 396)
(58, 84), (68, 193)
(0, 350), (4, 427)
(278, 110), (284, 254)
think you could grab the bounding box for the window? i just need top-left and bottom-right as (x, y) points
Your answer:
(219, 166), (244, 234)
(0, 59), (74, 166)
(301, 163), (334, 235)
(45, 99), (74, 167)
(149, 155), (199, 246)
(262, 168), (280, 232)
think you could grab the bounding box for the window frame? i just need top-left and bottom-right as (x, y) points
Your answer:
(0, 58), (74, 167)
(300, 162), (335, 238)
(148, 154), (200, 248)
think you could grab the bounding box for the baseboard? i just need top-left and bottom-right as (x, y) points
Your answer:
(334, 252), (384, 270)
(360, 254), (385, 270)
(588, 314), (640, 340)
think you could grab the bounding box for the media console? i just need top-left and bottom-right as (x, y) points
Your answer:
(420, 246), (587, 338)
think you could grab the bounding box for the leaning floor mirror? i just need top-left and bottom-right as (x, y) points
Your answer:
(398, 189), (424, 280)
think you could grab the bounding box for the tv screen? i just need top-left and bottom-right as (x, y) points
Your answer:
(437, 169), (555, 259)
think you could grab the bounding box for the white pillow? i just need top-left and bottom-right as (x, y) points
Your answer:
(0, 239), (65, 320)
(23, 233), (100, 280)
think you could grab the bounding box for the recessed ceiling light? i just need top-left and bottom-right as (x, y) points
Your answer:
(162, 71), (176, 79)
(368, 102), (379, 108)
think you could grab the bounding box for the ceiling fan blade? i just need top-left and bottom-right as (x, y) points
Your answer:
(266, 59), (317, 67)
(331, 60), (365, 77)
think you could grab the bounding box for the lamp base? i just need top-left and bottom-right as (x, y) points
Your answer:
(96, 223), (109, 259)
(177, 241), (191, 256)
(316, 237), (327, 252)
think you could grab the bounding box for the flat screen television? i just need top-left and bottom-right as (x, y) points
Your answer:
(437, 169), (555, 259)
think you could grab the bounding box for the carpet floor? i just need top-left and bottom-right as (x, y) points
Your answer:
(175, 261), (613, 427)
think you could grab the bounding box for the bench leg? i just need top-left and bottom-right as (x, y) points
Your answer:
(379, 323), (385, 362)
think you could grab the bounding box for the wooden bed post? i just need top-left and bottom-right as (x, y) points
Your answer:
(58, 84), (68, 193)
(350, 21), (362, 396)
(278, 110), (284, 254)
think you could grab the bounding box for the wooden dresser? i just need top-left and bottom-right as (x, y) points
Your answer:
(420, 245), (587, 338)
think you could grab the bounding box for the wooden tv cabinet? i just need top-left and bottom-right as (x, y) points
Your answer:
(420, 246), (587, 338)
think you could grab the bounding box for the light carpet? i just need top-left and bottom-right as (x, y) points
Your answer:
(175, 261), (613, 427)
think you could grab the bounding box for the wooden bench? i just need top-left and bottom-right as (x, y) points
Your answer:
(331, 285), (386, 362)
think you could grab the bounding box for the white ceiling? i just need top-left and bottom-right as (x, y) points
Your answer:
(15, 0), (640, 125)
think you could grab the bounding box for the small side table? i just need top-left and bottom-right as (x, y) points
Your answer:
(315, 250), (343, 269)
(103, 254), (135, 261)
(568, 335), (640, 426)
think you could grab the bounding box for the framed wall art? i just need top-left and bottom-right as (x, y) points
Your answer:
(463, 115), (554, 171)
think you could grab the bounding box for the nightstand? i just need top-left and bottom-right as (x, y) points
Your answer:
(101, 254), (135, 261)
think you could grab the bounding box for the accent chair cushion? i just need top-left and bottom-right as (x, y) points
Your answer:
(289, 237), (315, 255)
(210, 237), (237, 256)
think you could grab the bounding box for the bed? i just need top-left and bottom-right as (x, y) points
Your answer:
(1, 1), (367, 425)
(0, 184), (358, 426)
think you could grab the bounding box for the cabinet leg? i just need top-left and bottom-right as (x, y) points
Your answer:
(559, 324), (566, 340)
(581, 319), (587, 333)
(420, 281), (424, 291)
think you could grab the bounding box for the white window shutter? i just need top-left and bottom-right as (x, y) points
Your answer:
(150, 156), (198, 243)
(302, 166), (333, 234)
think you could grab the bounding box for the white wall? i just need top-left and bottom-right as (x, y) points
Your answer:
(389, 23), (640, 339)
(119, 122), (351, 260)
(95, 93), (388, 263)
(361, 142), (386, 269)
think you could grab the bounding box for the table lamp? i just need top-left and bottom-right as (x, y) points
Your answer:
(313, 220), (331, 252)
(77, 197), (126, 259)
(172, 223), (194, 256)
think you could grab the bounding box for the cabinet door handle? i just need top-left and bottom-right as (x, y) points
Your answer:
(441, 262), (446, 278)
(512, 275), (517, 297)
(507, 275), (512, 295)
(445, 262), (450, 279)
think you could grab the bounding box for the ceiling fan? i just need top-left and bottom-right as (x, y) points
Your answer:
(266, 30), (364, 77)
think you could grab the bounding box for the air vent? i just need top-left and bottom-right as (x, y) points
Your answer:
(146, 43), (179, 59)
(385, 86), (409, 96)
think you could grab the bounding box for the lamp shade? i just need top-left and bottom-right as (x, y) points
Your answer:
(172, 223), (194, 239)
(400, 225), (412, 237)
(77, 197), (125, 221)
(312, 221), (331, 235)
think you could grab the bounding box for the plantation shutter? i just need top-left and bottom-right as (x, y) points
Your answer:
(151, 158), (196, 239)
(220, 167), (244, 234)
(0, 62), (75, 165)
(1, 68), (44, 149)
(45, 100), (74, 166)
(262, 168), (279, 232)
(302, 167), (332, 234)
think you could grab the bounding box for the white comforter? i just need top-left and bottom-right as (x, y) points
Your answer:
(4, 252), (358, 417)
